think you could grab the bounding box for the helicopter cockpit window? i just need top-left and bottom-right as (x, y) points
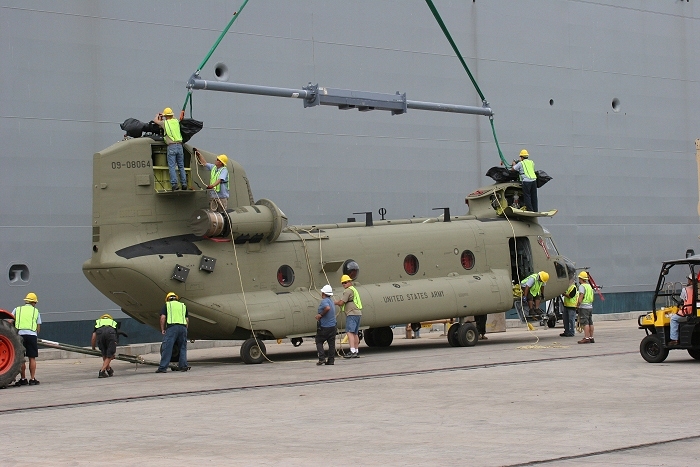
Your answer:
(404, 255), (419, 275)
(277, 265), (294, 287)
(343, 260), (360, 280)
(461, 250), (475, 270)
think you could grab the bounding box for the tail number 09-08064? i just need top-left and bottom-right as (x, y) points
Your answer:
(111, 160), (151, 169)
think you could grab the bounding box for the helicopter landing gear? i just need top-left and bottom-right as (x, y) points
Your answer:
(364, 328), (376, 347)
(240, 338), (267, 364)
(457, 322), (478, 347)
(447, 323), (461, 347)
(371, 326), (393, 347)
(290, 337), (303, 347)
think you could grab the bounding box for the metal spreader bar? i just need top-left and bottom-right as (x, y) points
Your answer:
(187, 75), (493, 117)
(38, 338), (161, 367)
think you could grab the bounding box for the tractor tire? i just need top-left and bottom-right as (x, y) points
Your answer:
(0, 320), (24, 388)
(640, 334), (669, 363)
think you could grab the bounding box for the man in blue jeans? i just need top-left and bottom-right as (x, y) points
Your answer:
(315, 285), (337, 365)
(157, 292), (190, 372)
(335, 275), (363, 358)
(155, 107), (187, 191)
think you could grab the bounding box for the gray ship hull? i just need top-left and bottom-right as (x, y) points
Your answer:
(1, 1), (698, 344)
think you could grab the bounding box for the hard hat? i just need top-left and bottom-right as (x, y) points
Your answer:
(162, 107), (174, 117)
(24, 292), (38, 303)
(578, 271), (589, 280)
(519, 149), (529, 158)
(100, 313), (113, 320)
(165, 292), (179, 302)
(321, 285), (333, 296)
(340, 274), (352, 283)
(216, 154), (228, 165)
(538, 271), (550, 282)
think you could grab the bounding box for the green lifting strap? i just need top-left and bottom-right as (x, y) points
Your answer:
(424, 0), (509, 167)
(181, 0), (252, 115)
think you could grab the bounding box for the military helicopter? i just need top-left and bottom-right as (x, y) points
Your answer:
(82, 77), (575, 364)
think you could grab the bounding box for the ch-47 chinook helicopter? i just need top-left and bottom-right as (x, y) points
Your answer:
(82, 76), (576, 364)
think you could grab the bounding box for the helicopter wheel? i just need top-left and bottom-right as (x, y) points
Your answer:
(372, 326), (393, 347)
(447, 323), (461, 347)
(241, 338), (267, 364)
(160, 341), (180, 363)
(639, 334), (668, 363)
(364, 328), (376, 347)
(410, 322), (422, 333)
(291, 337), (303, 347)
(547, 316), (557, 328)
(457, 322), (478, 347)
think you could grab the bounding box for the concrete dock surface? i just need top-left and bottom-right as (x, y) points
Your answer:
(1, 319), (699, 466)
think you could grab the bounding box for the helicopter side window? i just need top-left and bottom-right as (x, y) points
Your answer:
(404, 255), (419, 275)
(277, 265), (295, 287)
(460, 250), (475, 270)
(343, 260), (360, 280)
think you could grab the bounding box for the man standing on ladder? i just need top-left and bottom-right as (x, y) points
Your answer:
(512, 149), (538, 212)
(155, 107), (187, 191)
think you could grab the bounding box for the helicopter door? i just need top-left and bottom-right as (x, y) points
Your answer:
(509, 237), (534, 284)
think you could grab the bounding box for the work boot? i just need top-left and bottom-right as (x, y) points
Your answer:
(28, 379), (40, 385)
(578, 338), (591, 344)
(14, 378), (28, 387)
(177, 366), (191, 372)
(98, 370), (108, 378)
(669, 340), (679, 346)
(107, 368), (114, 377)
(316, 360), (326, 366)
(155, 368), (167, 373)
(325, 360), (335, 365)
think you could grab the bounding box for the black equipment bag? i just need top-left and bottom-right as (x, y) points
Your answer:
(180, 118), (203, 143)
(485, 166), (520, 183)
(535, 170), (552, 188)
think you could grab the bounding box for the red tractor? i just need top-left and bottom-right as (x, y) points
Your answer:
(0, 309), (24, 388)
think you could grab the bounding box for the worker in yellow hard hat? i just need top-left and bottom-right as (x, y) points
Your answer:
(577, 271), (595, 344)
(511, 148), (538, 212)
(155, 107), (188, 191)
(520, 271), (549, 318)
(157, 292), (190, 373)
(195, 149), (229, 212)
(91, 313), (119, 378)
(334, 274), (363, 358)
(11, 293), (42, 386)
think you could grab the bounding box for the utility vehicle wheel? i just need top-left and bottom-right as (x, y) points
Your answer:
(0, 320), (24, 388)
(364, 328), (376, 347)
(241, 338), (267, 364)
(687, 348), (700, 361)
(373, 326), (394, 347)
(457, 322), (478, 347)
(547, 316), (557, 328)
(447, 323), (461, 347)
(640, 334), (668, 363)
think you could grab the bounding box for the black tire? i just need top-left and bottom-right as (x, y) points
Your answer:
(357, 329), (363, 343)
(458, 322), (478, 347)
(447, 323), (461, 347)
(0, 320), (24, 388)
(160, 342), (180, 363)
(687, 348), (700, 361)
(291, 337), (303, 347)
(547, 316), (556, 328)
(372, 326), (394, 347)
(364, 328), (376, 347)
(410, 322), (422, 333)
(240, 338), (267, 364)
(640, 334), (669, 363)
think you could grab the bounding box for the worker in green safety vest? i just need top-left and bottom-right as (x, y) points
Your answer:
(91, 313), (119, 378)
(520, 271), (549, 317)
(155, 107), (188, 191)
(511, 149), (538, 212)
(196, 149), (230, 212)
(156, 292), (190, 373)
(577, 271), (595, 344)
(11, 292), (42, 386)
(560, 279), (579, 338)
(335, 274), (363, 358)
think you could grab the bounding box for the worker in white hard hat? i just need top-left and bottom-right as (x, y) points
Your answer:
(155, 107), (188, 191)
(315, 285), (337, 365)
(195, 149), (229, 212)
(11, 293), (42, 386)
(511, 149), (538, 212)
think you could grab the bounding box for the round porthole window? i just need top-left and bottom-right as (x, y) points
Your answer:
(461, 250), (475, 270)
(343, 260), (360, 280)
(277, 265), (294, 287)
(404, 255), (419, 276)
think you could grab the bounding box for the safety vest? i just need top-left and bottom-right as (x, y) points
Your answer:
(210, 167), (229, 193)
(341, 285), (363, 312)
(521, 274), (544, 296)
(580, 283), (594, 305)
(563, 284), (578, 307)
(14, 304), (39, 332)
(521, 159), (536, 180)
(166, 301), (187, 325)
(95, 318), (117, 329)
(163, 118), (182, 143)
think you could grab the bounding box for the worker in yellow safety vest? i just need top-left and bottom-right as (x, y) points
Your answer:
(512, 149), (538, 212)
(11, 292), (42, 386)
(577, 271), (595, 344)
(156, 292), (190, 373)
(560, 279), (579, 337)
(334, 275), (363, 358)
(520, 271), (549, 317)
(196, 149), (230, 212)
(91, 313), (119, 378)
(155, 107), (188, 191)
